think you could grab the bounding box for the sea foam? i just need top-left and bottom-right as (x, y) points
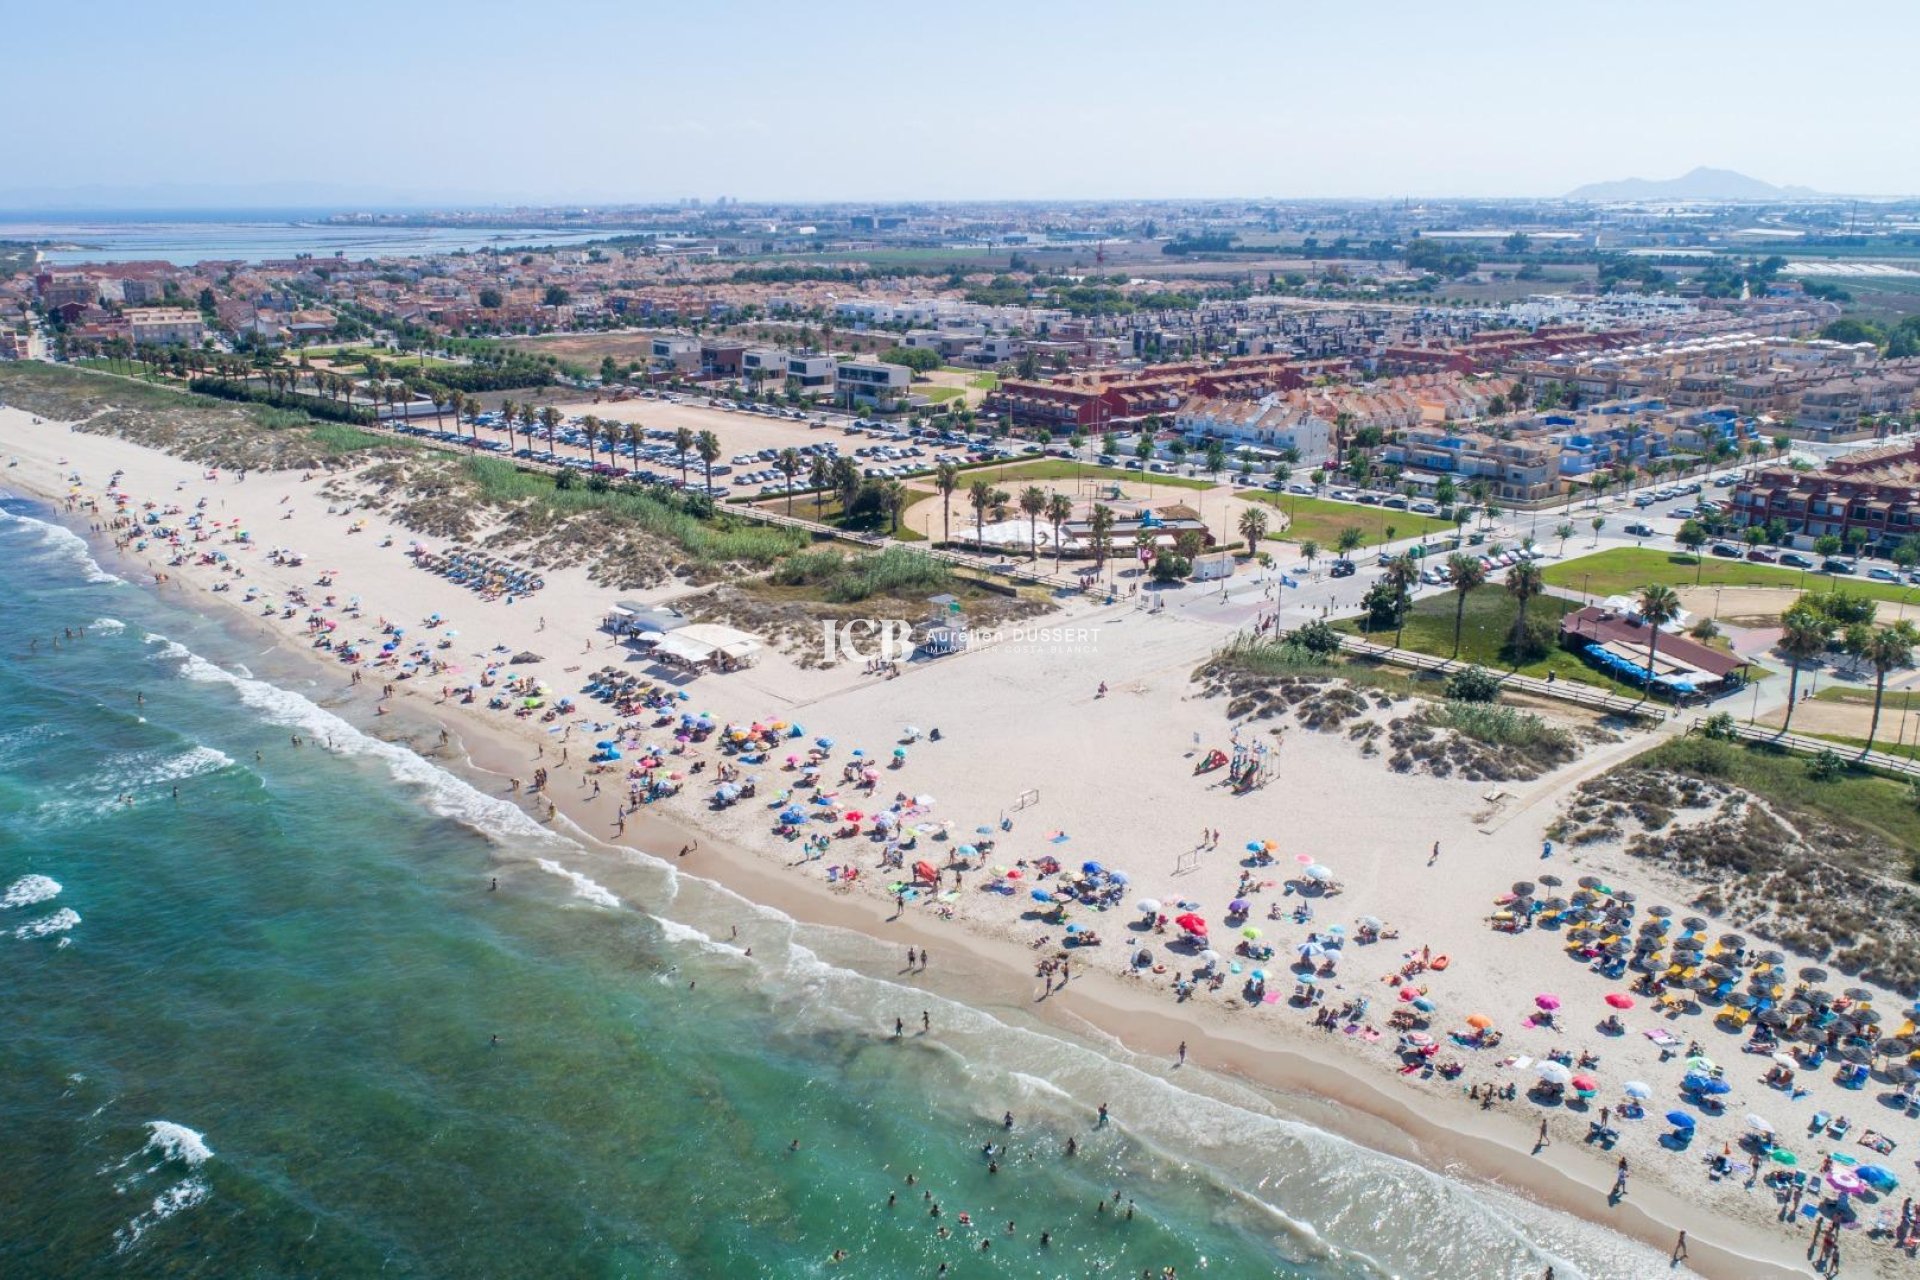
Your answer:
(0, 506), (122, 584)
(535, 859), (622, 909)
(143, 631), (566, 851)
(1, 874), (61, 909)
(111, 1122), (214, 1254)
(14, 907), (80, 939)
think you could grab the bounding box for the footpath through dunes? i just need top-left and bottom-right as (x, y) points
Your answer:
(0, 403), (1870, 1278)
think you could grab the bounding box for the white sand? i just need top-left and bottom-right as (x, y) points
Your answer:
(9, 404), (1907, 1278)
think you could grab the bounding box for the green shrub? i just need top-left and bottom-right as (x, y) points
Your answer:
(1430, 700), (1574, 752)
(1445, 665), (1502, 703)
(1293, 620), (1342, 656)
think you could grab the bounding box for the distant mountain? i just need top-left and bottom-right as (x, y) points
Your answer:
(1565, 166), (1821, 202)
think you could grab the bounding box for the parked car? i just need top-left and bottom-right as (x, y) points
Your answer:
(1328, 559), (1357, 578)
(1710, 543), (1741, 558)
(1822, 558), (1855, 574)
(1745, 548), (1777, 563)
(1780, 552), (1815, 568)
(1623, 522), (1655, 537)
(1867, 567), (1900, 582)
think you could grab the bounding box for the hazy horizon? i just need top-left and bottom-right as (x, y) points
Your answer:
(14, 0), (1920, 207)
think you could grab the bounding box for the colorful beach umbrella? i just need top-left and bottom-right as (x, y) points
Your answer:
(1604, 993), (1635, 1009)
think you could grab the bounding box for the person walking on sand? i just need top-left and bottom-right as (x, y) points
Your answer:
(1177, 1041), (1187, 1067)
(1671, 1230), (1687, 1263)
(1535, 1117), (1550, 1151)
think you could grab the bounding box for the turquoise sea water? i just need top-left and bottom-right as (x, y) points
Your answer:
(0, 491), (1670, 1279)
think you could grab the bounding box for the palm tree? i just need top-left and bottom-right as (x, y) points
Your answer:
(1383, 553), (1420, 647)
(1445, 553), (1487, 658)
(1335, 525), (1364, 561)
(967, 480), (997, 547)
(1088, 503), (1117, 571)
(1776, 605), (1834, 734)
(539, 405), (562, 458)
(462, 395), (482, 442)
(935, 461), (960, 547)
(881, 480), (908, 535)
(1237, 505), (1269, 553)
(1863, 621), (1920, 755)
(808, 454), (830, 518)
(1046, 492), (1073, 569)
(580, 414), (601, 464)
(520, 401), (540, 454)
(1590, 515), (1606, 546)
(673, 426), (696, 488)
(1019, 485), (1047, 560)
(695, 430), (721, 494)
(1635, 584), (1682, 702)
(777, 448), (801, 515)
(1554, 521), (1575, 556)
(1504, 560), (1544, 660)
(1300, 539), (1320, 571)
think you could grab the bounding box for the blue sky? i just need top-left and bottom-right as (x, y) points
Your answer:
(13, 0), (1918, 205)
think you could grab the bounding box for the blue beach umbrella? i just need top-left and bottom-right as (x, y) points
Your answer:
(1030, 889), (1052, 903)
(1665, 1111), (1697, 1129)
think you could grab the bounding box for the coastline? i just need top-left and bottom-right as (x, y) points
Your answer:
(1, 414), (1821, 1279)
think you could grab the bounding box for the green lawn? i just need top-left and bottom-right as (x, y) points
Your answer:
(918, 385), (967, 404)
(960, 458), (1213, 492)
(1245, 493), (1454, 548)
(1542, 547), (1920, 610)
(1809, 733), (1920, 761)
(759, 491), (929, 541)
(951, 370), (1001, 391)
(1335, 587), (1641, 695)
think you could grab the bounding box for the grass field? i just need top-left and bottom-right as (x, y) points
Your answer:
(1335, 587), (1639, 694)
(918, 385), (967, 404)
(758, 490), (930, 541)
(941, 368), (1000, 391)
(1817, 686), (1920, 712)
(1541, 547), (1920, 610)
(1245, 493), (1454, 547)
(959, 458), (1213, 492)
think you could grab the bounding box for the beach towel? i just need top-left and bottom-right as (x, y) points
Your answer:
(1643, 1028), (1682, 1047)
(1048, 831), (1070, 844)
(1858, 1130), (1896, 1154)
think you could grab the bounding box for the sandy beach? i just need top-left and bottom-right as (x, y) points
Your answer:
(16, 402), (1911, 1278)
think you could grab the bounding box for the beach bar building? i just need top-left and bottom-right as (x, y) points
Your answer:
(1557, 605), (1748, 699)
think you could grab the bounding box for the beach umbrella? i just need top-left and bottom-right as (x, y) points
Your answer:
(1536, 1061), (1573, 1085)
(1844, 986), (1875, 1002)
(1696, 1078), (1731, 1096)
(1828, 1167), (1867, 1196)
(1755, 950), (1786, 965)
(1769, 1149), (1798, 1166)
(1174, 913), (1207, 936)
(1512, 881), (1536, 897)
(1412, 997), (1437, 1013)
(1800, 966), (1830, 983)
(1109, 870), (1130, 885)
(1228, 898), (1251, 914)
(1537, 874), (1563, 888)
(1065, 923), (1083, 934)
(1623, 1081), (1652, 1098)
(1303, 864), (1334, 882)
(1030, 889), (1053, 903)
(1294, 852), (1313, 864)
(1681, 916), (1709, 931)
(1646, 904), (1673, 919)
(1137, 899), (1162, 916)
(1719, 933), (1746, 950)
(1571, 1074), (1599, 1093)
(1726, 992), (1756, 1009)
(1466, 1013), (1494, 1029)
(1399, 985), (1422, 1001)
(892, 747), (906, 759)
(1082, 861), (1104, 876)
(1297, 941), (1327, 959)
(1685, 1055), (1718, 1074)
(1604, 992), (1635, 1010)
(1838, 1043), (1872, 1064)
(1783, 999), (1812, 1017)
(1665, 1111), (1697, 1130)
(1577, 876), (1603, 891)
(1746, 1114), (1775, 1133)
(976, 825), (994, 835)
(1242, 927), (1262, 940)
(1534, 994), (1561, 1011)
(1541, 897), (1569, 912)
(913, 860), (937, 883)
(1245, 841), (1264, 852)
(1611, 890), (1637, 905)
(1357, 915), (1383, 930)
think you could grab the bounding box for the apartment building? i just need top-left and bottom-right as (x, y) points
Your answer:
(1173, 394), (1335, 466)
(1381, 427), (1559, 503)
(125, 307), (205, 346)
(1732, 442), (1920, 550)
(835, 359), (913, 407)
